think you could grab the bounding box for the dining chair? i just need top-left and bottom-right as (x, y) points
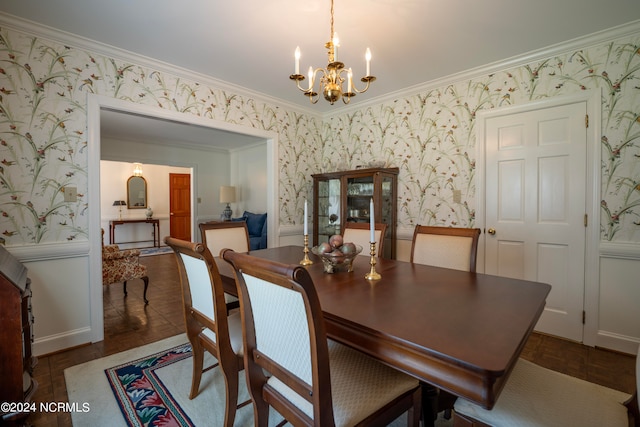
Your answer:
(221, 249), (422, 427)
(199, 221), (251, 255)
(164, 237), (248, 427)
(410, 225), (481, 272)
(342, 222), (388, 257)
(452, 345), (640, 427)
(410, 225), (481, 419)
(199, 221), (250, 310)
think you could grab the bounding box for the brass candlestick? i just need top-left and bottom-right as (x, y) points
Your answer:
(300, 234), (313, 265)
(364, 241), (381, 281)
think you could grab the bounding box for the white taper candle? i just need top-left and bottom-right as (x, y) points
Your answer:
(304, 199), (308, 235)
(369, 198), (375, 243)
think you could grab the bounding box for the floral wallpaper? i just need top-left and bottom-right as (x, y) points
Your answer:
(0, 23), (639, 245)
(325, 37), (640, 241)
(0, 25), (322, 244)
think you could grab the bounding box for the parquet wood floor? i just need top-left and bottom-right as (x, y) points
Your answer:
(26, 253), (636, 427)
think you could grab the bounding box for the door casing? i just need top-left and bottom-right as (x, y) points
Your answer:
(475, 90), (601, 346)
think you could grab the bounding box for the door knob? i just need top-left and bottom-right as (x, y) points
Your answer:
(487, 228), (496, 235)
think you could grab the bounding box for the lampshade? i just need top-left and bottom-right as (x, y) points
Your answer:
(219, 186), (236, 204)
(112, 200), (126, 206)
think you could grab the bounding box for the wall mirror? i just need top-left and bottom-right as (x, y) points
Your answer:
(127, 176), (147, 209)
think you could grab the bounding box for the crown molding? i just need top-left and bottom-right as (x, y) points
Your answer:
(325, 19), (640, 119)
(2, 12), (638, 121)
(0, 12), (323, 120)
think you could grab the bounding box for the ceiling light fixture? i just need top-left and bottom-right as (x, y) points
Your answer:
(289, 0), (375, 105)
(132, 163), (143, 177)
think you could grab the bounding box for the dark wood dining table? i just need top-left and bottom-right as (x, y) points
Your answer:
(215, 245), (551, 424)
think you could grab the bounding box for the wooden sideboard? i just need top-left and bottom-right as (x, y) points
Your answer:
(0, 245), (37, 426)
(109, 218), (160, 248)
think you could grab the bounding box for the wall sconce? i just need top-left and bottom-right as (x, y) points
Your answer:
(133, 163), (143, 177)
(219, 186), (236, 221)
(113, 200), (126, 220)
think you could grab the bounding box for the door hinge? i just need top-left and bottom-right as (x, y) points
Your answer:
(582, 310), (586, 324)
(584, 214), (588, 227)
(585, 114), (589, 128)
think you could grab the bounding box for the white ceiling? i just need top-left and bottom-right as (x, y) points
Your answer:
(100, 109), (265, 151)
(3, 0), (640, 145)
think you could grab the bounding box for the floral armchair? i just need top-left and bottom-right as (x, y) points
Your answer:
(102, 229), (149, 304)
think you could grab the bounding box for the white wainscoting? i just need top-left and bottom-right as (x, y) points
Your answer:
(597, 242), (640, 355)
(10, 242), (94, 356)
(9, 234), (640, 357)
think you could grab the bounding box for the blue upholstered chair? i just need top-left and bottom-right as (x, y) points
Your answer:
(232, 211), (267, 250)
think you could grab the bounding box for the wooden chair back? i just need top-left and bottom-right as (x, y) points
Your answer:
(342, 222), (387, 257)
(410, 225), (481, 272)
(199, 221), (250, 257)
(222, 249), (421, 427)
(165, 237), (245, 426)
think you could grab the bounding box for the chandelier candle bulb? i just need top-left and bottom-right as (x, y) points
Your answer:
(333, 33), (339, 61)
(308, 66), (314, 90)
(295, 46), (300, 74)
(370, 198), (375, 243)
(366, 48), (371, 76)
(347, 68), (352, 93)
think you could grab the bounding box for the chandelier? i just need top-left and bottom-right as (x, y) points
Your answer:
(289, 0), (375, 105)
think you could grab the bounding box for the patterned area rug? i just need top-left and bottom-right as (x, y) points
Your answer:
(65, 334), (453, 427)
(105, 342), (194, 426)
(139, 246), (173, 257)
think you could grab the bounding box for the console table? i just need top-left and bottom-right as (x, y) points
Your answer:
(109, 219), (160, 248)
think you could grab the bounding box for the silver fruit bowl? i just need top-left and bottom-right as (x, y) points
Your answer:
(311, 244), (363, 273)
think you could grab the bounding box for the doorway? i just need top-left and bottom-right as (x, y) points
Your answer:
(475, 91), (601, 345)
(88, 95), (279, 344)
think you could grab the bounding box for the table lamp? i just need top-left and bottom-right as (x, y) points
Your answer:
(113, 200), (126, 220)
(219, 186), (236, 221)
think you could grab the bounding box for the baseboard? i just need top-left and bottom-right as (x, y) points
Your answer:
(33, 327), (93, 357)
(595, 330), (639, 356)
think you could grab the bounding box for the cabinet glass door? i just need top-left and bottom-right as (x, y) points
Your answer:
(316, 178), (341, 244)
(346, 176), (374, 224)
(380, 176), (394, 258)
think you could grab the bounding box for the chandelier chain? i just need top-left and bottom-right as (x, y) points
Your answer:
(330, 0), (335, 42)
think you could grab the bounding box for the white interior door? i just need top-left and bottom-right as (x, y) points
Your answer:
(484, 101), (587, 342)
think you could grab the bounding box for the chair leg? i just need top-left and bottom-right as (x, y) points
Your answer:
(408, 387), (422, 427)
(141, 276), (149, 304)
(123, 278), (149, 304)
(221, 365), (239, 427)
(189, 339), (204, 400)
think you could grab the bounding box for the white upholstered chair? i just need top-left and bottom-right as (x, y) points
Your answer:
(410, 225), (481, 272)
(453, 346), (640, 427)
(199, 221), (250, 309)
(221, 249), (422, 427)
(410, 225), (481, 419)
(164, 237), (248, 427)
(199, 221), (250, 256)
(342, 222), (388, 257)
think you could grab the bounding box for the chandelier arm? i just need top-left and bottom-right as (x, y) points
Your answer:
(350, 75), (376, 94)
(336, 68), (376, 94)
